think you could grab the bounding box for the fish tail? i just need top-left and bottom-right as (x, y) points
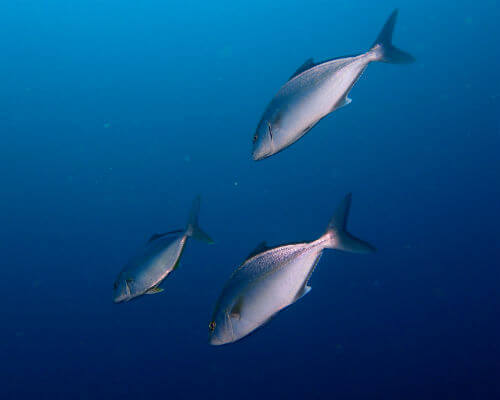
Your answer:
(186, 195), (214, 244)
(322, 193), (376, 254)
(369, 9), (415, 64)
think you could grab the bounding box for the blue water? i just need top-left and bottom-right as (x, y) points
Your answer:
(1, 0), (499, 398)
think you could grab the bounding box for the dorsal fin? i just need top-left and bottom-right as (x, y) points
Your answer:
(289, 58), (315, 80)
(247, 241), (270, 259)
(148, 229), (183, 243)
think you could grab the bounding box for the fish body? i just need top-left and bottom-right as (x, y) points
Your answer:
(209, 194), (375, 345)
(113, 231), (187, 302)
(113, 196), (213, 303)
(252, 9), (414, 160)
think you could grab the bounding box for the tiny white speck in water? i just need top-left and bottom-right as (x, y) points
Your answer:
(234, 181), (239, 186)
(103, 122), (111, 129)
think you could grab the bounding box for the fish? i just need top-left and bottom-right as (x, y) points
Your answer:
(113, 196), (213, 303)
(252, 9), (415, 161)
(208, 193), (375, 345)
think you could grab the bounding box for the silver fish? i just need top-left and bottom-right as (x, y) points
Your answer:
(208, 193), (375, 345)
(252, 9), (414, 160)
(113, 196), (213, 303)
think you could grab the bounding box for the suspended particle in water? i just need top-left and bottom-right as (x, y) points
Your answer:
(103, 122), (111, 129)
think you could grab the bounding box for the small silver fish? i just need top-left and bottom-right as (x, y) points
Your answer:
(208, 193), (375, 345)
(252, 9), (414, 160)
(113, 196), (213, 303)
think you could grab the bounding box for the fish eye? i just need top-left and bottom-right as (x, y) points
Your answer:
(208, 321), (216, 332)
(253, 133), (258, 143)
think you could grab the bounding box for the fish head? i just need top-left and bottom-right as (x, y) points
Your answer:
(112, 276), (133, 303)
(208, 308), (234, 346)
(252, 118), (275, 161)
(209, 299), (255, 345)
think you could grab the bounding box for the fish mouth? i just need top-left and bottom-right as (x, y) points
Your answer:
(113, 290), (132, 304)
(208, 334), (225, 346)
(252, 148), (273, 161)
(113, 292), (132, 303)
(113, 296), (125, 304)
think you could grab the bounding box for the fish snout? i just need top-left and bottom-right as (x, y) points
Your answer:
(252, 146), (272, 161)
(208, 322), (226, 346)
(112, 290), (131, 304)
(208, 334), (225, 346)
(113, 295), (125, 304)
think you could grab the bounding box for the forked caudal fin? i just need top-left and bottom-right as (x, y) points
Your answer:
(370, 9), (415, 64)
(323, 193), (376, 254)
(186, 196), (214, 244)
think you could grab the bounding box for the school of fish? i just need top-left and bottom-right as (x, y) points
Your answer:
(112, 9), (414, 346)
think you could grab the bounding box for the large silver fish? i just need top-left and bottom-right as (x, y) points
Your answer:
(208, 194), (375, 345)
(113, 196), (213, 303)
(252, 9), (414, 160)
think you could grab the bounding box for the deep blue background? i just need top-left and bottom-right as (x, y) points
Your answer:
(1, 1), (499, 399)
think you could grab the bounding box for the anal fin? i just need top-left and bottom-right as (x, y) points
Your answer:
(294, 285), (312, 302)
(337, 96), (352, 109)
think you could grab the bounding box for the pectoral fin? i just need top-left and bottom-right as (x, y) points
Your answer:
(145, 287), (164, 295)
(230, 297), (244, 320)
